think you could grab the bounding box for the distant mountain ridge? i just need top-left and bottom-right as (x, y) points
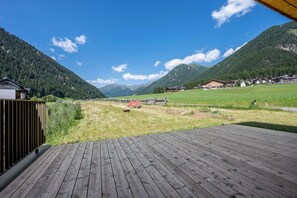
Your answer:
(194, 22), (297, 82)
(99, 83), (148, 97)
(134, 64), (208, 95)
(0, 27), (105, 99)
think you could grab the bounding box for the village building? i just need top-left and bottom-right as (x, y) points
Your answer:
(225, 80), (237, 87)
(240, 81), (246, 87)
(245, 80), (252, 85)
(165, 86), (185, 92)
(0, 77), (30, 100)
(252, 79), (261, 85)
(202, 80), (226, 89)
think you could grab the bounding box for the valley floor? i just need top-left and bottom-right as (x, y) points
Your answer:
(47, 101), (297, 145)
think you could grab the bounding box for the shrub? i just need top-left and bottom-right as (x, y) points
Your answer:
(46, 101), (83, 144)
(30, 95), (42, 101)
(42, 95), (58, 102)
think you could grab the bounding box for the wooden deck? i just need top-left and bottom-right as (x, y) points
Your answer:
(1, 125), (297, 197)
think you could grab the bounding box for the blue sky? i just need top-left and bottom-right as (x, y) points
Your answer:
(0, 0), (291, 87)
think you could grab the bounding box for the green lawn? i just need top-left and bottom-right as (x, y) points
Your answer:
(120, 84), (297, 108)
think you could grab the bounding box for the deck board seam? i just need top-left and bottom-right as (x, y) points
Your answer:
(70, 143), (87, 198)
(85, 142), (95, 198)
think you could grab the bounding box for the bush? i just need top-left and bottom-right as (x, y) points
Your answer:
(46, 101), (83, 144)
(42, 95), (59, 102)
(30, 95), (42, 101)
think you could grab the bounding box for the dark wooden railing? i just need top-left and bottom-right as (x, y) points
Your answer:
(0, 100), (46, 174)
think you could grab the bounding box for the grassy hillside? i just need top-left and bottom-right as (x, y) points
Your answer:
(120, 84), (297, 108)
(192, 22), (297, 83)
(135, 64), (208, 95)
(0, 27), (105, 99)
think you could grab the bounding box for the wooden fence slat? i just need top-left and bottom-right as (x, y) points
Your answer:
(0, 101), (3, 173)
(5, 101), (10, 170)
(0, 100), (46, 174)
(12, 101), (16, 164)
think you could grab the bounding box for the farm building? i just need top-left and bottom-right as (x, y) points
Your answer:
(273, 74), (297, 84)
(166, 86), (185, 92)
(0, 77), (30, 100)
(202, 80), (226, 89)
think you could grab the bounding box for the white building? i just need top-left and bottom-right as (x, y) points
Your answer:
(0, 77), (29, 100)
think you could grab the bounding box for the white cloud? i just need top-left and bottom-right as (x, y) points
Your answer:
(87, 78), (119, 87)
(58, 54), (66, 60)
(123, 71), (168, 81)
(164, 49), (221, 70)
(212, 0), (256, 27)
(75, 35), (87, 45)
(51, 37), (78, 53)
(49, 48), (55, 53)
(50, 56), (56, 60)
(76, 61), (83, 66)
(112, 64), (128, 73)
(223, 42), (247, 58)
(154, 61), (161, 67)
(223, 48), (235, 58)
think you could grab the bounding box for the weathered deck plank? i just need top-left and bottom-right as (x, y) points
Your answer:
(144, 134), (257, 198)
(106, 140), (133, 198)
(1, 125), (296, 198)
(130, 137), (198, 198)
(41, 143), (80, 198)
(0, 146), (57, 198)
(119, 138), (165, 198)
(124, 138), (181, 198)
(10, 145), (65, 198)
(72, 142), (93, 198)
(87, 141), (102, 198)
(139, 135), (230, 198)
(157, 132), (278, 198)
(171, 131), (297, 197)
(113, 139), (149, 198)
(101, 141), (118, 198)
(56, 142), (86, 197)
(27, 144), (72, 197)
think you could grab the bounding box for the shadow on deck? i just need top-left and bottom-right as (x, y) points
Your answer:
(238, 121), (297, 134)
(1, 124), (297, 197)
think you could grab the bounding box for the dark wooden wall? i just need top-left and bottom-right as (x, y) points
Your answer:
(0, 100), (46, 174)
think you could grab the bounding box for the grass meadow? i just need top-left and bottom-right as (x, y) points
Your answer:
(47, 101), (297, 145)
(121, 84), (297, 108)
